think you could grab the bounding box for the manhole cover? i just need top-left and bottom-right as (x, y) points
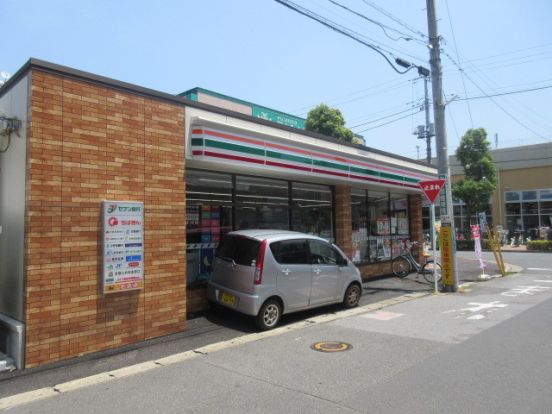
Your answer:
(310, 341), (353, 353)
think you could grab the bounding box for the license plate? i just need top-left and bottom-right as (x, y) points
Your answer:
(220, 292), (236, 306)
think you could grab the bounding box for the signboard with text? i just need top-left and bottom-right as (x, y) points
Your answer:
(418, 179), (446, 204)
(439, 224), (455, 286)
(102, 201), (144, 294)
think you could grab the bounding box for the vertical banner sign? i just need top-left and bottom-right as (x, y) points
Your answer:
(471, 224), (487, 273)
(103, 201), (144, 293)
(439, 225), (455, 286)
(438, 173), (450, 222)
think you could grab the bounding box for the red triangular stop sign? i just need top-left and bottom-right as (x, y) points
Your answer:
(418, 179), (446, 204)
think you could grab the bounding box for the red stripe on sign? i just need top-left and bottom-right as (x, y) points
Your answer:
(203, 151), (265, 165)
(192, 150), (204, 156)
(192, 128), (204, 135)
(202, 128), (347, 164)
(266, 160), (312, 172)
(312, 168), (349, 178)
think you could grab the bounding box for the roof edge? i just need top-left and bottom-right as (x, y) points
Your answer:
(0, 58), (436, 171)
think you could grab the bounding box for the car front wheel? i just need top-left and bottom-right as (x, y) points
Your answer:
(343, 283), (361, 308)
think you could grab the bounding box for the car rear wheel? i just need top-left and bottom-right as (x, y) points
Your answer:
(255, 299), (282, 331)
(343, 283), (361, 308)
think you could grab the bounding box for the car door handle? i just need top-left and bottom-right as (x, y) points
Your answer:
(282, 268), (291, 275)
(313, 268), (322, 275)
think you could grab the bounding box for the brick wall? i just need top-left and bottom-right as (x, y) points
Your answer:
(25, 71), (186, 367)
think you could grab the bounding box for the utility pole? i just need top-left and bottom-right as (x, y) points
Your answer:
(422, 75), (433, 164)
(426, 0), (458, 292)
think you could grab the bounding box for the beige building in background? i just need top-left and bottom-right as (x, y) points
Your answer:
(446, 142), (552, 240)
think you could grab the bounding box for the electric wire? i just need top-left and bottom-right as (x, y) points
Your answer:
(356, 110), (422, 133)
(444, 0), (473, 127)
(455, 84), (552, 101)
(327, 0), (425, 45)
(360, 0), (427, 40)
(274, 0), (418, 74)
(453, 48), (552, 133)
(443, 51), (550, 141)
(350, 104), (423, 129)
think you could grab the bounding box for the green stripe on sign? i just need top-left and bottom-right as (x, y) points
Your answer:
(313, 159), (349, 172)
(205, 139), (265, 157)
(404, 176), (419, 183)
(380, 171), (405, 181)
(191, 138), (204, 146)
(350, 166), (379, 177)
(266, 150), (312, 166)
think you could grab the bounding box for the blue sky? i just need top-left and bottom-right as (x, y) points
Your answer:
(2, 0), (552, 159)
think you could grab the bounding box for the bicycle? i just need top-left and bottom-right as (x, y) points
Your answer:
(392, 241), (442, 284)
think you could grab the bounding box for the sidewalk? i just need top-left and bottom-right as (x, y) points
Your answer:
(0, 253), (513, 399)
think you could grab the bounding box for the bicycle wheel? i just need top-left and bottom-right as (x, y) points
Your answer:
(422, 260), (442, 284)
(392, 256), (412, 278)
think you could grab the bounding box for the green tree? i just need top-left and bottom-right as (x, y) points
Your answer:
(452, 128), (497, 226)
(305, 104), (354, 143)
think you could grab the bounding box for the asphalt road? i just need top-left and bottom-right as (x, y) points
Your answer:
(2, 251), (551, 413)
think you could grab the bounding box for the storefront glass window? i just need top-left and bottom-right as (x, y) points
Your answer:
(236, 176), (289, 230)
(390, 194), (409, 257)
(540, 190), (552, 200)
(186, 170), (233, 284)
(291, 182), (333, 241)
(505, 191), (520, 202)
(368, 191), (391, 262)
(522, 190), (538, 201)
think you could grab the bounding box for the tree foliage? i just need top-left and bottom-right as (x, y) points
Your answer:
(305, 104), (354, 143)
(452, 128), (497, 224)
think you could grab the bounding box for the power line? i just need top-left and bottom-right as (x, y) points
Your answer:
(452, 49), (552, 133)
(360, 0), (427, 39)
(350, 104), (423, 129)
(456, 84), (552, 101)
(356, 110), (420, 133)
(443, 0), (473, 128)
(443, 51), (550, 141)
(327, 0), (425, 45)
(275, 0), (416, 74)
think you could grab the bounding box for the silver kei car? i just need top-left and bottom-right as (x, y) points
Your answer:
(206, 230), (362, 330)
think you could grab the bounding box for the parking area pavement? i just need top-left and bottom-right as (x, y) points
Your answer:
(0, 253), (505, 399)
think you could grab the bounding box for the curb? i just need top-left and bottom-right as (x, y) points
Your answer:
(0, 291), (430, 411)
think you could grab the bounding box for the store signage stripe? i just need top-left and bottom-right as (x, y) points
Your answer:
(201, 128), (266, 148)
(348, 158), (431, 181)
(350, 166), (379, 178)
(200, 149), (417, 190)
(193, 128), (429, 185)
(312, 168), (349, 178)
(266, 150), (312, 166)
(201, 128), (357, 165)
(192, 150), (204, 156)
(266, 160), (312, 172)
(203, 151), (266, 165)
(205, 139), (265, 157)
(191, 138), (203, 146)
(312, 159), (349, 172)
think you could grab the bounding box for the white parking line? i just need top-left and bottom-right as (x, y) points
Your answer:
(528, 268), (552, 272)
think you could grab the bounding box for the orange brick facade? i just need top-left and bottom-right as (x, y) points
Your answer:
(25, 71), (187, 367)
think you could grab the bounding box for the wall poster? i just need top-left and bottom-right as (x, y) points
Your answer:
(102, 201), (144, 293)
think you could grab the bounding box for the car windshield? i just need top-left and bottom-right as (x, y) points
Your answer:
(215, 235), (261, 266)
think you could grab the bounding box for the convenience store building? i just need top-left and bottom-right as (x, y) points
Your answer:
(0, 59), (436, 369)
